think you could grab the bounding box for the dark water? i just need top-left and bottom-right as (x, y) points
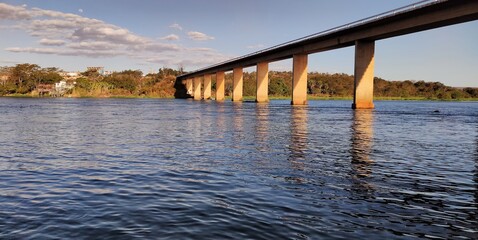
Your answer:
(0, 98), (477, 239)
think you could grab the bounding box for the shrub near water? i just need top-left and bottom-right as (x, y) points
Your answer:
(72, 68), (178, 98)
(103, 70), (140, 93)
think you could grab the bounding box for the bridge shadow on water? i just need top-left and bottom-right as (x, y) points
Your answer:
(249, 103), (377, 192)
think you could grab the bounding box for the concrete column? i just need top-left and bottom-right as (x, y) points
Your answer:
(353, 40), (375, 109)
(203, 74), (212, 100)
(216, 71), (225, 101)
(193, 76), (202, 101)
(292, 54), (308, 105)
(186, 79), (193, 96)
(256, 62), (269, 103)
(232, 67), (243, 102)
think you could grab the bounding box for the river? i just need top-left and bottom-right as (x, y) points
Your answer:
(0, 98), (477, 239)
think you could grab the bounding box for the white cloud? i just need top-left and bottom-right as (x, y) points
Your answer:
(161, 34), (179, 41)
(169, 23), (182, 31)
(247, 44), (265, 49)
(67, 41), (119, 51)
(78, 9), (83, 13)
(190, 47), (214, 52)
(32, 19), (77, 30)
(142, 47), (229, 69)
(6, 47), (122, 58)
(71, 26), (148, 45)
(187, 31), (214, 41)
(7, 47), (63, 54)
(1, 3), (229, 69)
(30, 8), (79, 19)
(0, 3), (31, 20)
(131, 42), (180, 52)
(0, 25), (18, 30)
(39, 38), (66, 46)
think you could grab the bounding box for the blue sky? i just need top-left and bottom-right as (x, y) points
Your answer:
(0, 0), (477, 87)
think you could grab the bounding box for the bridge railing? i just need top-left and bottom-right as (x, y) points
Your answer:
(178, 0), (446, 78)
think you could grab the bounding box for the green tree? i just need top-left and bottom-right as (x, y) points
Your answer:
(81, 69), (102, 81)
(103, 70), (143, 93)
(243, 72), (256, 96)
(36, 68), (63, 84)
(269, 78), (290, 96)
(75, 77), (93, 91)
(464, 88), (478, 98)
(10, 63), (40, 92)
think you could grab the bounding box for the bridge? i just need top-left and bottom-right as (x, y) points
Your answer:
(175, 0), (478, 109)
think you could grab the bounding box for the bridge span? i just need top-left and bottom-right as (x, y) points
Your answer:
(176, 0), (478, 109)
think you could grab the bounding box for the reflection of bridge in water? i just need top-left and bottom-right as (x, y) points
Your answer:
(285, 106), (376, 195)
(176, 0), (478, 109)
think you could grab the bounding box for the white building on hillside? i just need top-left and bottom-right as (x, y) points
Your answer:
(55, 80), (75, 92)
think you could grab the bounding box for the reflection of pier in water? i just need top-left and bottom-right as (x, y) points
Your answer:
(254, 104), (270, 151)
(289, 106), (308, 172)
(475, 126), (478, 211)
(350, 109), (375, 196)
(232, 103), (244, 139)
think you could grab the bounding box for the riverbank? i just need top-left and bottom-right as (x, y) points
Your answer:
(3, 94), (476, 102)
(240, 95), (478, 102)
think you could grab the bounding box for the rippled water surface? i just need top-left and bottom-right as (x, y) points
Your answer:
(0, 98), (477, 239)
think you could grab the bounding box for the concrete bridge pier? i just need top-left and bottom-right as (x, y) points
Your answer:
(353, 40), (375, 109)
(233, 67), (243, 102)
(292, 54), (308, 105)
(193, 77), (202, 101)
(256, 62), (269, 103)
(186, 79), (193, 96)
(203, 74), (212, 100)
(216, 71), (225, 101)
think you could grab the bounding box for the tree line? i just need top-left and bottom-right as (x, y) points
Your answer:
(0, 64), (63, 95)
(214, 71), (478, 100)
(73, 69), (179, 98)
(1, 63), (477, 99)
(0, 64), (183, 98)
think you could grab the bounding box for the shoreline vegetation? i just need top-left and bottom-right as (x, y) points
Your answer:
(3, 94), (478, 102)
(1, 63), (477, 101)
